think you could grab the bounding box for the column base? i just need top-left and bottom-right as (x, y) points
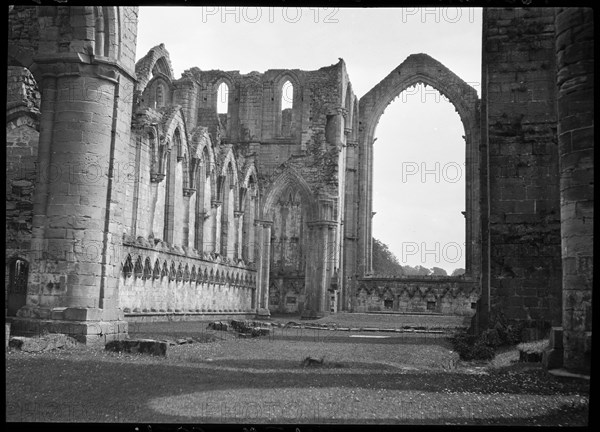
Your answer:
(300, 309), (325, 320)
(255, 308), (271, 319)
(9, 306), (128, 345)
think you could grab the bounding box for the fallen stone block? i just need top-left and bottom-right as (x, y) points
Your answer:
(105, 339), (168, 356)
(251, 327), (271, 337)
(207, 321), (228, 331)
(9, 334), (77, 352)
(230, 319), (251, 333)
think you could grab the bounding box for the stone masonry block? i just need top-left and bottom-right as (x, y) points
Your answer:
(50, 307), (68, 320)
(63, 307), (103, 321)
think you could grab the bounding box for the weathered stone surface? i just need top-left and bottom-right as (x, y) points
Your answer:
(250, 327), (271, 337)
(481, 7), (562, 330)
(207, 321), (228, 331)
(555, 7), (593, 374)
(9, 334), (78, 352)
(105, 339), (168, 356)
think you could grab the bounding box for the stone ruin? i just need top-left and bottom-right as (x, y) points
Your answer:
(5, 7), (592, 373)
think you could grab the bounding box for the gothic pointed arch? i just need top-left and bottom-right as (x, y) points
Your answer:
(135, 44), (175, 95)
(360, 53), (478, 140)
(262, 167), (316, 220)
(358, 53), (480, 278)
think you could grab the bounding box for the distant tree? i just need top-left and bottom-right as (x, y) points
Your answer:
(431, 267), (448, 276)
(402, 265), (432, 275)
(451, 268), (466, 276)
(372, 238), (404, 275)
(413, 265), (432, 276)
(401, 265), (416, 275)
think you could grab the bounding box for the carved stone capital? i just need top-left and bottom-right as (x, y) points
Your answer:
(254, 219), (273, 228)
(151, 172), (165, 183)
(183, 187), (196, 197)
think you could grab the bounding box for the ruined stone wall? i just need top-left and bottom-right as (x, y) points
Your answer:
(163, 59), (351, 316)
(268, 277), (305, 314)
(355, 277), (478, 316)
(481, 8), (562, 327)
(119, 244), (256, 315)
(7, 6), (39, 68)
(6, 67), (41, 261)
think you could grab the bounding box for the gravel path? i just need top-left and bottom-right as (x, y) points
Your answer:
(272, 312), (471, 329)
(167, 337), (459, 371)
(149, 387), (588, 424)
(6, 320), (589, 425)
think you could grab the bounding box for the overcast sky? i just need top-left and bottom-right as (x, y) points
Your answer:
(136, 7), (482, 273)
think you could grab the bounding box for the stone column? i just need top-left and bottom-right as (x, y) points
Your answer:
(254, 219), (272, 317)
(15, 56), (136, 343)
(327, 224), (338, 313)
(302, 220), (336, 318)
(182, 187), (196, 248)
(234, 210), (244, 261)
(556, 7), (593, 373)
(211, 200), (222, 254)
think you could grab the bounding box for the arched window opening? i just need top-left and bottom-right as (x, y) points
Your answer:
(94, 7), (105, 57)
(163, 130), (182, 244)
(280, 80), (294, 136)
(372, 83), (466, 277)
(217, 82), (229, 114)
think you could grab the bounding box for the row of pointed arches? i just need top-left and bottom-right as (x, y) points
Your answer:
(119, 252), (257, 313)
(131, 111), (259, 264)
(121, 254), (256, 287)
(355, 282), (478, 314)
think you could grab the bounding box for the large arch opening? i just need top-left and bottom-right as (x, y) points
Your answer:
(358, 54), (480, 279)
(261, 168), (317, 316)
(373, 83), (466, 276)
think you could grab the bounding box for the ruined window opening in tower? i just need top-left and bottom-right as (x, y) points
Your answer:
(281, 80), (293, 137)
(373, 84), (466, 276)
(217, 82), (229, 135)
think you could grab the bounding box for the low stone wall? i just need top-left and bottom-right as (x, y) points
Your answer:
(353, 276), (479, 316)
(125, 311), (256, 323)
(118, 244), (257, 314)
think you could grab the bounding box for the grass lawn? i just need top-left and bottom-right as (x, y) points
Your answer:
(5, 322), (590, 425)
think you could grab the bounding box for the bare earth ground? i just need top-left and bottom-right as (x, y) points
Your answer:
(5, 316), (589, 425)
